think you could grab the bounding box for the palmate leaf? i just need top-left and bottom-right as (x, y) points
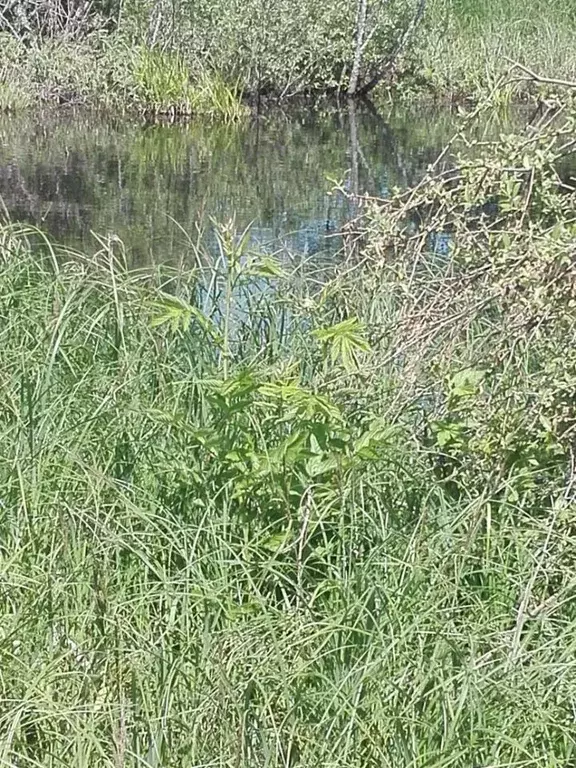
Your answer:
(313, 317), (371, 373)
(258, 381), (343, 422)
(245, 255), (287, 279)
(150, 292), (221, 340)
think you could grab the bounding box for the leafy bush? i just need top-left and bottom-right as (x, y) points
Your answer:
(2, 0), (427, 101)
(151, 0), (422, 95)
(357, 94), (576, 507)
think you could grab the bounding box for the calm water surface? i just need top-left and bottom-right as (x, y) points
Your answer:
(0, 104), (519, 265)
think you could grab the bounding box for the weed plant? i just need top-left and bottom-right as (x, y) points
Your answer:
(2, 94), (576, 765)
(0, 31), (246, 119)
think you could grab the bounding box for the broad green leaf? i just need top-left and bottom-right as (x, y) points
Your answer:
(306, 453), (340, 477)
(260, 530), (291, 553)
(449, 368), (485, 398)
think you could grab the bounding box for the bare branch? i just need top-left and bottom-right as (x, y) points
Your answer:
(505, 57), (576, 90)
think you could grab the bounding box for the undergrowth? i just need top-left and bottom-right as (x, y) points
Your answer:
(1, 0), (576, 110)
(0, 32), (246, 119)
(1, 93), (576, 765)
(415, 0), (576, 100)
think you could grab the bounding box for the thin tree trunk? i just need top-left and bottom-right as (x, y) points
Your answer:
(146, 0), (164, 46)
(345, 98), (361, 259)
(356, 0), (426, 98)
(348, 98), (360, 199)
(347, 0), (368, 97)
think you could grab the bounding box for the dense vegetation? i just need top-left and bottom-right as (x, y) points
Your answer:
(1, 92), (576, 765)
(1, 0), (576, 113)
(1, 0), (576, 764)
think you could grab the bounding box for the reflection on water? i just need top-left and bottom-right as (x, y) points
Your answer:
(0, 104), (520, 265)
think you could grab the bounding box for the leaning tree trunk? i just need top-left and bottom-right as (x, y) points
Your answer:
(355, 0), (426, 98)
(347, 0), (368, 97)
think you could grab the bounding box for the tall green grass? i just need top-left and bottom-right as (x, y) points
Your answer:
(444, 0), (576, 25)
(133, 48), (247, 120)
(2, 111), (576, 768)
(420, 0), (576, 97)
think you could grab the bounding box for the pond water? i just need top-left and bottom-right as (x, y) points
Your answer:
(0, 103), (522, 266)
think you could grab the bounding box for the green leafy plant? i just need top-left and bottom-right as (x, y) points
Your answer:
(3, 89), (576, 768)
(313, 316), (371, 373)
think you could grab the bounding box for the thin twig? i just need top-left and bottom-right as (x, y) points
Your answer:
(505, 57), (576, 90)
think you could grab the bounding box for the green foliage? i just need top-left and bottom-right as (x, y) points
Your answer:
(0, 80), (31, 111)
(1, 0), (426, 103)
(171, 0), (421, 95)
(133, 46), (195, 112)
(360, 95), (576, 507)
(2, 191), (576, 763)
(191, 70), (248, 122)
(313, 316), (371, 373)
(131, 46), (247, 119)
(2, 93), (576, 767)
(419, 0), (576, 99)
(3, 0), (576, 106)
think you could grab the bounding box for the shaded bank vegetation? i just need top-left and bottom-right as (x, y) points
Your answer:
(1, 0), (576, 113)
(1, 92), (576, 766)
(0, 0), (428, 114)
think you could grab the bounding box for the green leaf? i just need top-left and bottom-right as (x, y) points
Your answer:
(246, 256), (287, 279)
(432, 419), (466, 447)
(313, 317), (371, 372)
(305, 453), (340, 477)
(150, 292), (220, 340)
(354, 418), (397, 457)
(259, 530), (291, 553)
(449, 368), (485, 398)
